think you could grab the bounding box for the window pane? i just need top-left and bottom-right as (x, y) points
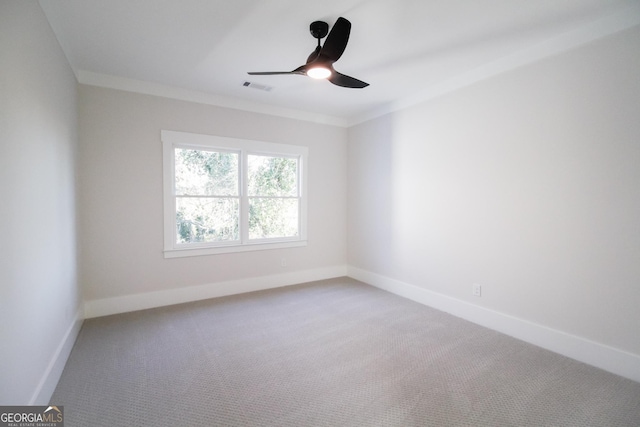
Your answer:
(175, 148), (238, 196)
(249, 198), (299, 239)
(176, 197), (239, 243)
(248, 155), (298, 197)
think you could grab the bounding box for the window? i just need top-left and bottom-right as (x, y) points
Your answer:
(162, 130), (308, 257)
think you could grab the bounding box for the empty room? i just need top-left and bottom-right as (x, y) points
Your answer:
(1, 0), (640, 425)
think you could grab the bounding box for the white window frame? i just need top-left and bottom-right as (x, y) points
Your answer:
(162, 130), (308, 258)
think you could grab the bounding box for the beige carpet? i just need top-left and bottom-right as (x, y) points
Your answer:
(52, 277), (640, 426)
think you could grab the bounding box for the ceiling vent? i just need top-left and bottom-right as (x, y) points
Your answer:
(243, 81), (273, 92)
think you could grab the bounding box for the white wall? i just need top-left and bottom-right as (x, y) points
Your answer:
(78, 86), (347, 312)
(0, 1), (82, 404)
(348, 25), (640, 361)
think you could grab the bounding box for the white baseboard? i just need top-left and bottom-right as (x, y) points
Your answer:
(84, 265), (348, 319)
(30, 309), (84, 405)
(347, 266), (640, 384)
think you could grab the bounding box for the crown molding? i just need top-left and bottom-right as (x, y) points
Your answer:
(76, 70), (348, 128)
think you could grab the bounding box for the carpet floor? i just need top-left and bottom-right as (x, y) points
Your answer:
(51, 277), (640, 426)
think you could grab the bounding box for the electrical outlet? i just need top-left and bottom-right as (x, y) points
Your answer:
(472, 284), (482, 297)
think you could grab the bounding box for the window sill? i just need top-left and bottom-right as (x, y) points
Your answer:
(163, 240), (307, 258)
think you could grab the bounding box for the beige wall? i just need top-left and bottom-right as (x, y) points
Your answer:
(348, 25), (640, 357)
(78, 86), (348, 302)
(0, 1), (81, 404)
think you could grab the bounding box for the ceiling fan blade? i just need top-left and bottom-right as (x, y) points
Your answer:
(306, 45), (322, 64)
(248, 65), (308, 76)
(320, 17), (351, 62)
(328, 71), (369, 88)
(248, 71), (295, 75)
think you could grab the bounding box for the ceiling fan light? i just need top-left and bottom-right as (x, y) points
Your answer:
(307, 66), (331, 79)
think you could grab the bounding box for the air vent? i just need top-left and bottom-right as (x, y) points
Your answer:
(243, 81), (273, 92)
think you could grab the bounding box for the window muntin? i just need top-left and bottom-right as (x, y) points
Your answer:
(162, 131), (308, 257)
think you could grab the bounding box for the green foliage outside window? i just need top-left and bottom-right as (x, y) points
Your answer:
(175, 149), (239, 243)
(174, 149), (299, 244)
(248, 155), (299, 239)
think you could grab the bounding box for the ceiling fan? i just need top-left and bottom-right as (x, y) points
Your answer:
(248, 17), (369, 89)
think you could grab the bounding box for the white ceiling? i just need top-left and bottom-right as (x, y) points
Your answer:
(38, 0), (640, 126)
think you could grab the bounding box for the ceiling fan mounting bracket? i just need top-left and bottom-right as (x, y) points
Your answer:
(309, 21), (329, 39)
